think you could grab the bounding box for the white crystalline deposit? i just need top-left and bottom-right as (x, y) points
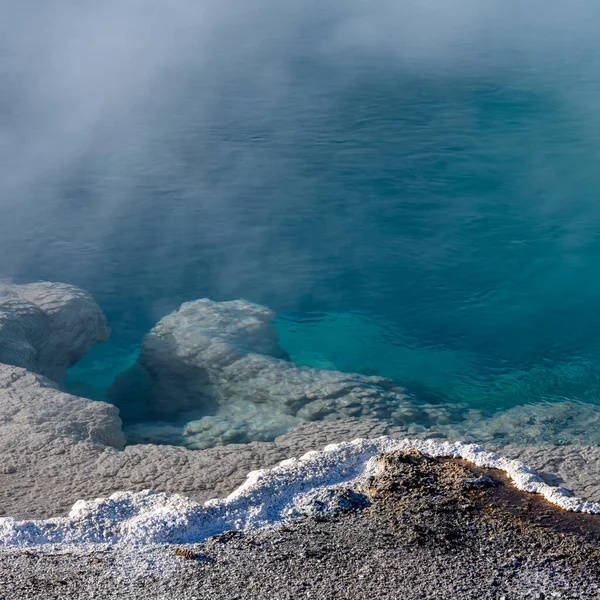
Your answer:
(2, 436), (600, 549)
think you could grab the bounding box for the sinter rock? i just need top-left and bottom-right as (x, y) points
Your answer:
(129, 299), (426, 448)
(0, 281), (109, 382)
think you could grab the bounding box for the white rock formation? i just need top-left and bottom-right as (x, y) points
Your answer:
(0, 281), (109, 382)
(131, 299), (437, 447)
(0, 364), (124, 454)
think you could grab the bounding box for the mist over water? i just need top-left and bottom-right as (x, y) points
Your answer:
(3, 0), (600, 425)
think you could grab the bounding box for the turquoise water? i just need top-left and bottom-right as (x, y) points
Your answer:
(5, 1), (600, 442)
(64, 65), (600, 419)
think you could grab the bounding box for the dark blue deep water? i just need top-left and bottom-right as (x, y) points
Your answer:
(3, 0), (600, 438)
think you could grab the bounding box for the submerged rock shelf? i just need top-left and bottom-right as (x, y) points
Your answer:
(108, 295), (600, 450)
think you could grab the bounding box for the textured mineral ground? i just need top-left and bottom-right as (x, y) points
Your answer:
(2, 451), (600, 599)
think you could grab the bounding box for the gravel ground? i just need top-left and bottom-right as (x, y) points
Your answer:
(2, 451), (600, 600)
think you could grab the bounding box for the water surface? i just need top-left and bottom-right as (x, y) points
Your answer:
(3, 0), (600, 445)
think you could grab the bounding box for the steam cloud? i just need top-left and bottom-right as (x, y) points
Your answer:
(1, 0), (599, 339)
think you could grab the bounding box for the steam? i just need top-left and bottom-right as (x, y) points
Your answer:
(1, 0), (599, 338)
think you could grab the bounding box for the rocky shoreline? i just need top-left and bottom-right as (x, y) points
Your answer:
(2, 280), (600, 598)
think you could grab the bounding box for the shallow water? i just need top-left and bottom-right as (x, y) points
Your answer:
(5, 1), (600, 446)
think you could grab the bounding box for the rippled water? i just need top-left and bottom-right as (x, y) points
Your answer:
(4, 1), (600, 445)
